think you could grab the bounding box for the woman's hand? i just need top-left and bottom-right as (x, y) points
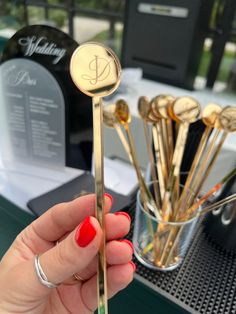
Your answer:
(0, 194), (134, 313)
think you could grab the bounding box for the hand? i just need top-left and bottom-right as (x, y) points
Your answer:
(0, 194), (134, 313)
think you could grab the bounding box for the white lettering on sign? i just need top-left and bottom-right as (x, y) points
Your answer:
(18, 36), (66, 64)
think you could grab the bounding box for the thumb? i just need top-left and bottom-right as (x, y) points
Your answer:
(39, 216), (101, 286)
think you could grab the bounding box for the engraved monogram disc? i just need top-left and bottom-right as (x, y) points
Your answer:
(171, 96), (201, 123)
(70, 42), (121, 97)
(219, 106), (236, 132)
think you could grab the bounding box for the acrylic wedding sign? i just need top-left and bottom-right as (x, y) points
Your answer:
(0, 58), (65, 166)
(0, 25), (92, 170)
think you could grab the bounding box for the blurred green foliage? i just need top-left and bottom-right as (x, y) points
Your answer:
(198, 48), (235, 82)
(0, 0), (124, 29)
(91, 28), (123, 57)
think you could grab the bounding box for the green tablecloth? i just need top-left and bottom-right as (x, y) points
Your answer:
(0, 195), (35, 258)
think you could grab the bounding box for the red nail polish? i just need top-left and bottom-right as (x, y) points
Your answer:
(129, 261), (136, 272)
(75, 217), (96, 247)
(115, 212), (131, 222)
(118, 239), (134, 254)
(105, 193), (113, 205)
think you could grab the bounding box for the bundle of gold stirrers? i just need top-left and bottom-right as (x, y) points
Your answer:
(103, 96), (236, 268)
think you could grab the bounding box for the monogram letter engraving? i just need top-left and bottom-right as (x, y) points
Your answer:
(81, 55), (112, 85)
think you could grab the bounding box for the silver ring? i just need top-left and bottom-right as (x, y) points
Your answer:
(73, 273), (85, 282)
(34, 255), (59, 289)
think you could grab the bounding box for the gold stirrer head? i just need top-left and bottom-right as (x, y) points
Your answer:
(115, 99), (131, 124)
(219, 106), (236, 132)
(150, 96), (163, 120)
(138, 96), (151, 120)
(70, 42), (121, 97)
(103, 104), (117, 128)
(171, 96), (201, 123)
(153, 94), (175, 119)
(202, 103), (222, 128)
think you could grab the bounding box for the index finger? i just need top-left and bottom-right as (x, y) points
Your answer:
(30, 194), (112, 243)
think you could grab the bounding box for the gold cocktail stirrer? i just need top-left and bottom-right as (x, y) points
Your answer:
(150, 96), (169, 187)
(185, 166), (236, 218)
(103, 104), (159, 220)
(163, 106), (236, 267)
(162, 96), (201, 221)
(115, 99), (161, 219)
(175, 103), (222, 219)
(153, 95), (175, 172)
(195, 193), (236, 218)
(152, 95), (176, 198)
(103, 104), (131, 155)
(149, 97), (168, 201)
(70, 42), (121, 314)
(158, 97), (200, 266)
(103, 104), (156, 242)
(184, 106), (236, 213)
(138, 96), (161, 209)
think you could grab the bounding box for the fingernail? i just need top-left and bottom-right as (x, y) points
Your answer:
(114, 212), (131, 222)
(129, 261), (136, 272)
(105, 193), (113, 206)
(118, 239), (134, 254)
(75, 217), (96, 247)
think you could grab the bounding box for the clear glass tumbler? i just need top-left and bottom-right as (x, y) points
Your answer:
(133, 182), (200, 271)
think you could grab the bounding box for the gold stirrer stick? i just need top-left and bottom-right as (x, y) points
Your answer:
(103, 104), (156, 242)
(70, 42), (121, 314)
(162, 96), (201, 221)
(175, 103), (222, 219)
(156, 95), (175, 168)
(150, 96), (169, 187)
(115, 99), (161, 219)
(143, 192), (236, 256)
(158, 97), (200, 266)
(138, 96), (161, 209)
(151, 95), (175, 172)
(103, 104), (131, 154)
(103, 104), (159, 220)
(163, 107), (236, 267)
(184, 166), (236, 218)
(151, 95), (177, 199)
(195, 193), (236, 218)
(183, 106), (236, 214)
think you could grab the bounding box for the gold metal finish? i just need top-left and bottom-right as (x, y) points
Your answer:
(70, 42), (121, 97)
(150, 96), (168, 187)
(70, 42), (121, 314)
(185, 167), (236, 218)
(196, 193), (236, 218)
(176, 104), (222, 219)
(163, 97), (201, 220)
(219, 106), (236, 132)
(138, 96), (161, 209)
(184, 106), (236, 214)
(152, 125), (166, 201)
(154, 95), (175, 170)
(103, 88), (235, 271)
(115, 99), (160, 219)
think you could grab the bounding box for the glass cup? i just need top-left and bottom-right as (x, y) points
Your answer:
(133, 181), (200, 271)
